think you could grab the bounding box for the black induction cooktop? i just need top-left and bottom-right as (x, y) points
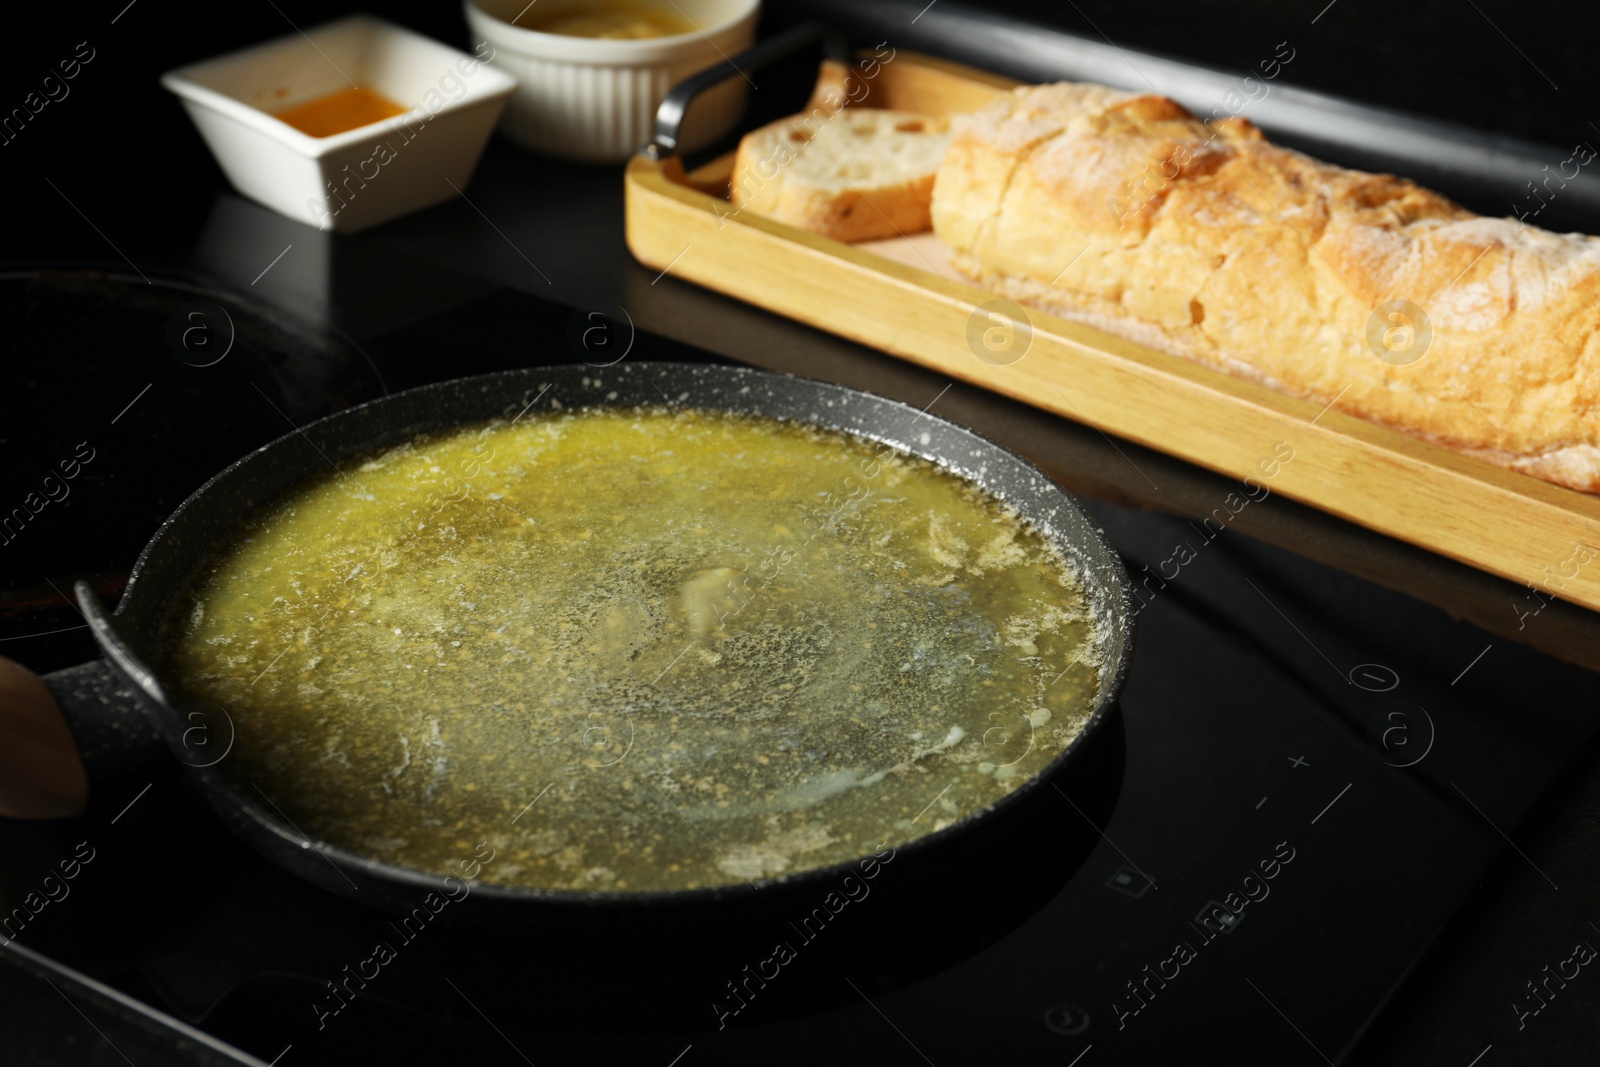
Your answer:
(4, 270), (1597, 1067)
(5, 1), (1600, 1064)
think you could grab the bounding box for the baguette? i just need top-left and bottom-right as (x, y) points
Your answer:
(731, 109), (954, 242)
(931, 83), (1600, 493)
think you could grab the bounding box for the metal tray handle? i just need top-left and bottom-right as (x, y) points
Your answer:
(642, 21), (851, 160)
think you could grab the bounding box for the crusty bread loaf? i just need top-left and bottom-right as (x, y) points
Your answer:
(932, 83), (1600, 493)
(731, 109), (954, 242)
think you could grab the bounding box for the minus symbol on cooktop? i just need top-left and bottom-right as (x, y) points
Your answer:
(1255, 796), (1267, 810)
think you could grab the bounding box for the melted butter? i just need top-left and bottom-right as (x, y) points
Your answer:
(523, 2), (695, 38)
(165, 408), (1105, 891)
(275, 87), (408, 138)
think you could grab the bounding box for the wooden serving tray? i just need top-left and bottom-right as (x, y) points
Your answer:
(624, 52), (1600, 616)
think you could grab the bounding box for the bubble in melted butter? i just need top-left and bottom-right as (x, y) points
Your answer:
(165, 408), (1105, 891)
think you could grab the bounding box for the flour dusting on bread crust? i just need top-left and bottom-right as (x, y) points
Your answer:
(932, 82), (1600, 493)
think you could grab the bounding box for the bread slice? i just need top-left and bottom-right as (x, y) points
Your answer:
(932, 83), (1600, 493)
(730, 109), (955, 242)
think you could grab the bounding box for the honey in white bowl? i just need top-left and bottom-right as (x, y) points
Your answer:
(275, 86), (408, 138)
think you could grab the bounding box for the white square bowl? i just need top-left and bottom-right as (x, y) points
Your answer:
(162, 15), (516, 233)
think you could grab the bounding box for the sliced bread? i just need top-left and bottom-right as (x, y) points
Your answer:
(730, 108), (955, 242)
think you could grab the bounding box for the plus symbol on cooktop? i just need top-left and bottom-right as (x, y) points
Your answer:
(1288, 756), (1310, 769)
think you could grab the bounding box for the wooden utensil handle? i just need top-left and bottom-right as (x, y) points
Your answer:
(27, 658), (166, 821)
(0, 656), (89, 818)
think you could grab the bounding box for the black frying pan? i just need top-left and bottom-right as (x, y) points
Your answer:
(40, 362), (1135, 945)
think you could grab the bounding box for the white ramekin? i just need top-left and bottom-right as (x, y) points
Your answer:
(464, 0), (759, 162)
(161, 15), (516, 233)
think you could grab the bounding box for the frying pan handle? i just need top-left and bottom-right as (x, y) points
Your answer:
(642, 21), (852, 160)
(50, 580), (240, 819)
(40, 658), (168, 822)
(20, 580), (175, 822)
(75, 579), (169, 708)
